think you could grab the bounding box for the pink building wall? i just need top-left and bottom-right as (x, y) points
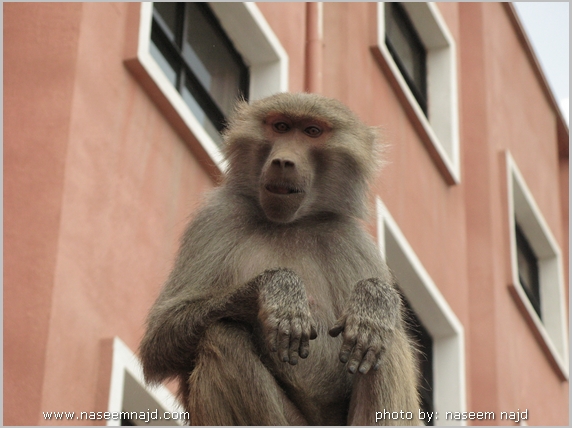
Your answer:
(4, 2), (568, 425)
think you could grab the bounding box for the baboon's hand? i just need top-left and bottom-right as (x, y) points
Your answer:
(258, 268), (318, 365)
(329, 278), (400, 374)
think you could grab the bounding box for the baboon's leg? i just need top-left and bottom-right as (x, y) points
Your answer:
(347, 332), (420, 426)
(187, 322), (307, 425)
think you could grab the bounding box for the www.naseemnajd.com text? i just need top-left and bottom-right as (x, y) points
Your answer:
(43, 410), (189, 423)
(376, 408), (529, 424)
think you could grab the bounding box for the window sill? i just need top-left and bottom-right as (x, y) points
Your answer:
(504, 150), (569, 381)
(124, 52), (225, 181)
(370, 44), (459, 186)
(373, 2), (460, 186)
(508, 281), (569, 380)
(123, 3), (225, 180)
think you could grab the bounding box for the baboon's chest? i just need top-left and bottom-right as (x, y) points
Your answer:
(234, 233), (355, 408)
(234, 233), (348, 313)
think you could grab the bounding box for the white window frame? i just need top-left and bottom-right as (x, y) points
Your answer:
(505, 152), (569, 379)
(374, 2), (460, 185)
(129, 2), (289, 171)
(377, 198), (467, 425)
(107, 337), (183, 426)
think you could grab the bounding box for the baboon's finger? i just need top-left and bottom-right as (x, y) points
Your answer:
(346, 335), (366, 374)
(288, 321), (302, 365)
(338, 325), (358, 364)
(299, 320), (313, 358)
(358, 348), (377, 374)
(299, 338), (310, 359)
(328, 316), (347, 337)
(373, 356), (383, 371)
(265, 323), (279, 353)
(310, 324), (318, 340)
(277, 320), (291, 362)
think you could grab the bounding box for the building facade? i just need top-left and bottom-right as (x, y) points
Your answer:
(4, 2), (568, 425)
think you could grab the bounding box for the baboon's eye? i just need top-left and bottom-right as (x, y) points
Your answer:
(304, 125), (323, 137)
(273, 122), (290, 133)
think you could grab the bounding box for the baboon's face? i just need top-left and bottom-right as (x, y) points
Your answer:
(223, 93), (378, 223)
(258, 113), (330, 223)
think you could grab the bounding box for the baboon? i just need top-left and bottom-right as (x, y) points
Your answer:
(140, 93), (420, 425)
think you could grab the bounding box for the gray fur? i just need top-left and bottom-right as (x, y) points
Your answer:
(139, 93), (420, 425)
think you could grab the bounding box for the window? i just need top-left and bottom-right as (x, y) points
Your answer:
(150, 3), (249, 146)
(374, 3), (460, 185)
(401, 296), (434, 425)
(385, 2), (427, 115)
(107, 337), (183, 426)
(124, 3), (288, 171)
(515, 222), (541, 318)
(505, 152), (568, 379)
(377, 198), (466, 423)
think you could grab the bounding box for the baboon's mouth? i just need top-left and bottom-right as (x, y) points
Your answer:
(265, 184), (303, 195)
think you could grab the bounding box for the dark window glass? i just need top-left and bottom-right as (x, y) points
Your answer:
(154, 2), (178, 41)
(150, 3), (249, 145)
(402, 295), (434, 425)
(385, 2), (428, 116)
(515, 223), (541, 318)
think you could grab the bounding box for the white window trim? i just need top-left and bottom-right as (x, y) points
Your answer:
(107, 337), (183, 426)
(505, 151), (569, 379)
(131, 2), (289, 172)
(374, 2), (460, 185)
(377, 198), (467, 425)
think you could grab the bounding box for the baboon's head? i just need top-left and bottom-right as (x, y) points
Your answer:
(223, 93), (380, 223)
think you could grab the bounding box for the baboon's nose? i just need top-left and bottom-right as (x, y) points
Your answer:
(271, 158), (296, 169)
